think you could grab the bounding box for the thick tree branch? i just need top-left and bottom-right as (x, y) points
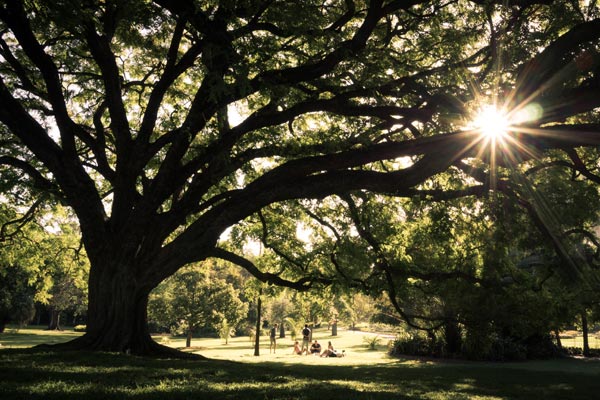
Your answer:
(0, 155), (58, 194)
(0, 1), (78, 153)
(209, 247), (331, 291)
(516, 18), (600, 100)
(0, 35), (43, 98)
(564, 148), (600, 184)
(83, 26), (132, 154)
(0, 197), (43, 242)
(257, 210), (306, 273)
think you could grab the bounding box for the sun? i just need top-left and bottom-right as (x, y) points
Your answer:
(472, 105), (511, 139)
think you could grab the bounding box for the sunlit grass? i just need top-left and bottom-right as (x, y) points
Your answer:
(0, 326), (83, 348)
(2, 326), (600, 399)
(560, 336), (600, 349)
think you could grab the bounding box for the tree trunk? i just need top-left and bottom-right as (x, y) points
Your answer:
(332, 321), (337, 336)
(47, 308), (61, 330)
(444, 320), (462, 355)
(51, 264), (181, 357)
(186, 329), (192, 348)
(279, 322), (285, 338)
(582, 311), (590, 357)
(254, 293), (262, 356)
(554, 329), (562, 350)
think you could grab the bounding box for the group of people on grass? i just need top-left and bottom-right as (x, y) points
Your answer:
(269, 323), (345, 357)
(290, 324), (345, 357)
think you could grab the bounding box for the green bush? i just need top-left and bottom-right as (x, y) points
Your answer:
(524, 334), (560, 359)
(561, 346), (600, 357)
(391, 336), (432, 357)
(362, 335), (381, 350)
(390, 329), (558, 361)
(73, 325), (86, 332)
(487, 335), (527, 361)
(462, 327), (493, 360)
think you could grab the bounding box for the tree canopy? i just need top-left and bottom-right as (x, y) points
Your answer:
(1, 0), (599, 355)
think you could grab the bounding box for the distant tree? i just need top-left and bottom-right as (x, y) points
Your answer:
(148, 264), (247, 347)
(216, 317), (235, 345)
(267, 290), (294, 338)
(46, 269), (87, 331)
(1, 202), (88, 331)
(0, 264), (36, 332)
(338, 293), (378, 331)
(42, 208), (89, 330)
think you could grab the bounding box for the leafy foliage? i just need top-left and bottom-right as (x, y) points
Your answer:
(0, 202), (88, 331)
(148, 262), (248, 341)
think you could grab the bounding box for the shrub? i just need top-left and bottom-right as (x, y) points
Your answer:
(284, 317), (298, 340)
(236, 323), (254, 337)
(73, 325), (86, 332)
(524, 334), (560, 359)
(561, 346), (600, 357)
(390, 329), (559, 361)
(487, 335), (527, 361)
(391, 336), (432, 357)
(363, 335), (381, 350)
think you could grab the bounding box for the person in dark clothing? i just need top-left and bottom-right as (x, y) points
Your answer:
(310, 340), (321, 355)
(300, 324), (311, 355)
(270, 323), (278, 353)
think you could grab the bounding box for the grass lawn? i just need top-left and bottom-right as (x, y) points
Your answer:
(1, 326), (600, 399)
(560, 336), (600, 349)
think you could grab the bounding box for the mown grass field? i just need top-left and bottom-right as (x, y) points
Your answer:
(1, 326), (600, 399)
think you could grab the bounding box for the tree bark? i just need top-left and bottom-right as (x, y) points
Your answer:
(70, 285), (155, 353)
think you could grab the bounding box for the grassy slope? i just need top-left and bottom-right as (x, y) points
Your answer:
(1, 327), (600, 399)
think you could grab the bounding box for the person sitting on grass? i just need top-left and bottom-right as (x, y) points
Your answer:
(309, 340), (321, 355)
(292, 340), (302, 355)
(320, 341), (345, 357)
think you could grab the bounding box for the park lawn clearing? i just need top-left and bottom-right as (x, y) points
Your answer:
(1, 327), (600, 399)
(171, 328), (397, 366)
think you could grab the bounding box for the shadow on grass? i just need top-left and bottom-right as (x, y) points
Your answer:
(1, 348), (599, 399)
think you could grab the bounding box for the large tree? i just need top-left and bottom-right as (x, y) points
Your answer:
(1, 0), (599, 355)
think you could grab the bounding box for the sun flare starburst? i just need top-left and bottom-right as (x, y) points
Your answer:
(473, 105), (511, 140)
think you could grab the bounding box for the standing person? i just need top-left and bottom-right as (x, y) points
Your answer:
(300, 324), (311, 355)
(270, 323), (278, 354)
